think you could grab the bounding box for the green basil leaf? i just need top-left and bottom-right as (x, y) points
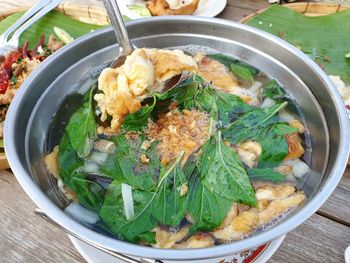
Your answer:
(208, 54), (259, 76)
(99, 150), (124, 182)
(123, 95), (156, 132)
(138, 231), (156, 244)
(188, 173), (233, 232)
(258, 123), (298, 168)
(155, 75), (204, 106)
(156, 75), (253, 126)
(108, 133), (161, 190)
(66, 87), (96, 158)
(58, 134), (104, 211)
(270, 123), (299, 135)
(100, 181), (156, 242)
(230, 63), (255, 83)
(198, 132), (257, 207)
(67, 172), (105, 212)
(101, 152), (188, 242)
(262, 79), (285, 100)
(207, 53), (236, 68)
(207, 54), (259, 76)
(58, 133), (83, 179)
(247, 168), (286, 182)
(213, 90), (254, 127)
(223, 102), (288, 144)
(152, 152), (188, 226)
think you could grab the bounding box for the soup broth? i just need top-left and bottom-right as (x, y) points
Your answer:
(45, 46), (311, 248)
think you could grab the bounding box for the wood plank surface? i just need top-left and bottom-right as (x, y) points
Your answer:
(226, 0), (270, 11)
(219, 0), (269, 21)
(317, 168), (350, 227)
(271, 214), (350, 263)
(1, 170), (349, 263)
(0, 170), (84, 263)
(0, 1), (350, 263)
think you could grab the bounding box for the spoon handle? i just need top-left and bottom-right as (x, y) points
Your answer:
(102, 0), (133, 57)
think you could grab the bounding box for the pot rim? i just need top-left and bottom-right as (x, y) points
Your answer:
(4, 16), (350, 260)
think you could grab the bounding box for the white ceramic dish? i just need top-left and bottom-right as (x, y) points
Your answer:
(119, 0), (227, 19)
(69, 234), (285, 263)
(345, 245), (350, 263)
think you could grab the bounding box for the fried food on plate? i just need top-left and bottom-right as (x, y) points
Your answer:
(146, 0), (200, 16)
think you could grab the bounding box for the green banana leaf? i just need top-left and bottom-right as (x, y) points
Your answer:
(0, 11), (105, 49)
(246, 5), (350, 84)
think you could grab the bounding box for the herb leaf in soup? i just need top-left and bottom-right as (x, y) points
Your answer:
(99, 151), (124, 182)
(58, 134), (104, 211)
(156, 75), (253, 126)
(223, 103), (298, 168)
(105, 133), (161, 190)
(247, 168), (286, 183)
(208, 54), (259, 75)
(212, 88), (254, 126)
(230, 64), (255, 83)
(262, 79), (285, 100)
(138, 231), (156, 244)
(66, 87), (96, 158)
(66, 172), (106, 212)
(152, 151), (188, 226)
(188, 173), (233, 232)
(58, 133), (83, 177)
(100, 181), (156, 242)
(258, 123), (298, 168)
(123, 94), (157, 132)
(208, 54), (258, 82)
(223, 102), (288, 144)
(198, 132), (257, 207)
(101, 152), (188, 241)
(155, 75), (204, 107)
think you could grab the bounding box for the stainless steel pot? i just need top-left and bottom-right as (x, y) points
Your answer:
(5, 17), (350, 262)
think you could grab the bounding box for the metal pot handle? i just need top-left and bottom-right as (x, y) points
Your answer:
(34, 208), (163, 263)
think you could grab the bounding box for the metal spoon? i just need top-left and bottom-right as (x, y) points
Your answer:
(102, 0), (133, 68)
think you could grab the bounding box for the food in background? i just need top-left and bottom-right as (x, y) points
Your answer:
(0, 35), (63, 139)
(146, 0), (200, 16)
(329, 75), (350, 111)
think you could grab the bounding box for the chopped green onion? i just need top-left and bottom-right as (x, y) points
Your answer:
(128, 5), (152, 17)
(121, 183), (134, 221)
(53, 26), (74, 44)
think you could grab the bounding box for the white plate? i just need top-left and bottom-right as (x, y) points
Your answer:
(345, 245), (350, 263)
(69, 234), (285, 263)
(119, 0), (227, 19)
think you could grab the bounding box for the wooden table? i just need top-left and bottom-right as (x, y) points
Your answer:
(1, 1), (350, 262)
